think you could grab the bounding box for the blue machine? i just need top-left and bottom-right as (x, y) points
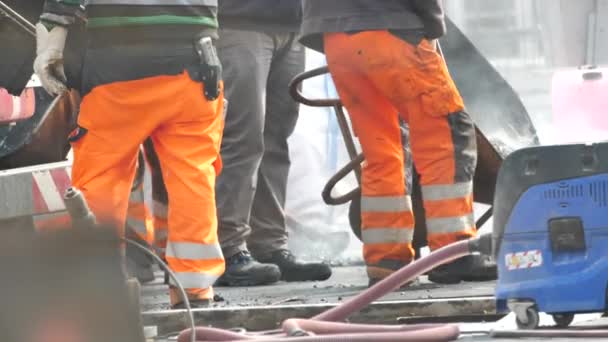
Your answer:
(493, 142), (608, 329)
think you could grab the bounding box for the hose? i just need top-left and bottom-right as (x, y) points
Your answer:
(62, 185), (476, 342)
(125, 238), (196, 342)
(179, 323), (459, 341)
(313, 240), (470, 322)
(62, 187), (196, 342)
(60, 174), (608, 340)
(176, 240), (474, 342)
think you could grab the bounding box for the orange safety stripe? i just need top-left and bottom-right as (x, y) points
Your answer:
(361, 227), (414, 245)
(424, 195), (474, 219)
(169, 287), (214, 305)
(361, 211), (414, 230)
(427, 227), (477, 251)
(363, 243), (414, 265)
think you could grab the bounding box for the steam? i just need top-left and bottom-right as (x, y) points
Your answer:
(448, 0), (608, 146)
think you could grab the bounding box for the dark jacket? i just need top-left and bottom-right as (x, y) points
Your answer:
(40, 0), (219, 96)
(300, 0), (446, 52)
(219, 0), (302, 33)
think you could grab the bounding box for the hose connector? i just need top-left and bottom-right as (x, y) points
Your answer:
(64, 187), (97, 228)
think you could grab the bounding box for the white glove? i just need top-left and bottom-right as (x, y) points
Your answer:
(33, 22), (68, 97)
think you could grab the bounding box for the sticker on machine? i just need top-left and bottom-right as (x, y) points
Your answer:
(505, 250), (543, 271)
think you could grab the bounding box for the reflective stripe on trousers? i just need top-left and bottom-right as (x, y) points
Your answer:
(165, 241), (223, 289)
(422, 181), (476, 250)
(126, 184), (154, 245)
(360, 194), (415, 267)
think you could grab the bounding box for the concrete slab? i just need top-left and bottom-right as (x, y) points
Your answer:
(141, 266), (497, 335)
(141, 266), (495, 311)
(143, 266), (608, 340)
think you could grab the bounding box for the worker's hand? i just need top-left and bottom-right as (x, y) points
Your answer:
(33, 22), (68, 97)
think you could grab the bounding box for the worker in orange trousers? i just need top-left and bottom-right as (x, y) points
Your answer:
(35, 0), (226, 308)
(299, 0), (495, 286)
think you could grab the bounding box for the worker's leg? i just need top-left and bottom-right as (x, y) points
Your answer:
(356, 32), (477, 250)
(214, 29), (281, 286)
(142, 138), (169, 258)
(248, 33), (331, 282)
(358, 31), (486, 283)
(126, 176), (154, 245)
(325, 33), (416, 284)
(150, 72), (225, 306)
(412, 109), (477, 249)
(125, 172), (156, 284)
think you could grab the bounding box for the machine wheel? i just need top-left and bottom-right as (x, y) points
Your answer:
(552, 313), (574, 328)
(515, 307), (540, 330)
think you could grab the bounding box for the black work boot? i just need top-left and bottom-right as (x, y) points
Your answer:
(171, 299), (213, 310)
(258, 250), (332, 282)
(171, 298), (213, 310)
(215, 251), (281, 286)
(367, 263), (418, 289)
(428, 254), (497, 284)
(368, 277), (420, 288)
(169, 286), (216, 309)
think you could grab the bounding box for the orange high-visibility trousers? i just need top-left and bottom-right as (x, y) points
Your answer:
(324, 31), (477, 280)
(70, 71), (225, 303)
(126, 177), (155, 245)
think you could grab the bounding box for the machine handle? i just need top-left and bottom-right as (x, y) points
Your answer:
(290, 66), (363, 205)
(0, 1), (36, 37)
(322, 154), (364, 205)
(288, 66), (341, 107)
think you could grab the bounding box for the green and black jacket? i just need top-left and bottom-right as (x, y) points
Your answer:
(41, 0), (218, 44)
(40, 0), (219, 95)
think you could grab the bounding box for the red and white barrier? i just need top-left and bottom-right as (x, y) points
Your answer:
(0, 87), (36, 124)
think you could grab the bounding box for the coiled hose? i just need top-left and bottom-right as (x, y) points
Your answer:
(177, 239), (478, 342)
(63, 187), (197, 342)
(63, 185), (486, 341)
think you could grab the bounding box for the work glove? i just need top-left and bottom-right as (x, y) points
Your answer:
(33, 22), (68, 97)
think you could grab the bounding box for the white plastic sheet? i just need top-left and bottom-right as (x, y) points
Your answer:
(285, 49), (363, 263)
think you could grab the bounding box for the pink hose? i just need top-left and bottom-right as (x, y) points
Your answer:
(177, 240), (472, 342)
(313, 240), (470, 322)
(179, 323), (459, 341)
(282, 319), (449, 335)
